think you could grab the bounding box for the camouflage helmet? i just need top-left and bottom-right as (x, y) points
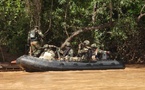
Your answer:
(66, 42), (71, 46)
(43, 44), (49, 48)
(83, 40), (90, 45)
(91, 43), (97, 48)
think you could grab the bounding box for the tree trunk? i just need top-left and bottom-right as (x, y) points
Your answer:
(64, 0), (70, 37)
(25, 0), (42, 29)
(92, 2), (97, 24)
(109, 1), (113, 22)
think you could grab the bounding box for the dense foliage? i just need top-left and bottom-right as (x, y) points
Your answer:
(0, 0), (145, 63)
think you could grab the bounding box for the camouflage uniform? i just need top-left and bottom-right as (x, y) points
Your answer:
(91, 43), (99, 60)
(27, 26), (44, 57)
(39, 44), (55, 60)
(91, 43), (110, 60)
(63, 42), (74, 60)
(78, 40), (92, 61)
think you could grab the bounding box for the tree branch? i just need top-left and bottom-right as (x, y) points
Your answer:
(138, 5), (145, 22)
(60, 22), (114, 49)
(44, 0), (53, 36)
(109, 1), (113, 22)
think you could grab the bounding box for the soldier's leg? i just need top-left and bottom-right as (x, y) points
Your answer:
(29, 42), (35, 56)
(33, 41), (42, 57)
(29, 45), (32, 56)
(29, 41), (38, 56)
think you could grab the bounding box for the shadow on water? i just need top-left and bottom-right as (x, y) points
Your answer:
(126, 64), (145, 68)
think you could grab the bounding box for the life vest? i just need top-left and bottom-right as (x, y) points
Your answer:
(29, 30), (38, 40)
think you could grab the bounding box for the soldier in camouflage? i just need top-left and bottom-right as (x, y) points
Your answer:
(62, 42), (74, 61)
(91, 43), (100, 60)
(78, 40), (92, 61)
(91, 43), (110, 60)
(27, 26), (44, 57)
(39, 44), (56, 60)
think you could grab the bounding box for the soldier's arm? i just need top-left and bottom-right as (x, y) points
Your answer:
(98, 49), (110, 54)
(78, 48), (87, 54)
(37, 30), (44, 38)
(48, 45), (58, 48)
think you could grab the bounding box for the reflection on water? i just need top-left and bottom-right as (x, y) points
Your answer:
(0, 66), (145, 90)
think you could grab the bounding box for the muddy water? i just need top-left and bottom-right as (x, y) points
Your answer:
(0, 65), (145, 90)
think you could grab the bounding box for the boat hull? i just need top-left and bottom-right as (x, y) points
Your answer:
(16, 55), (125, 72)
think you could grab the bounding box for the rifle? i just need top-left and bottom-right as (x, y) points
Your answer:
(25, 38), (31, 55)
(25, 44), (30, 55)
(63, 47), (71, 57)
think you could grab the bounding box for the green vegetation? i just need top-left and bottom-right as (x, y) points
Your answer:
(0, 0), (145, 63)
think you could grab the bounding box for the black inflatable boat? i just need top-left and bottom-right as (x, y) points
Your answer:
(16, 55), (125, 72)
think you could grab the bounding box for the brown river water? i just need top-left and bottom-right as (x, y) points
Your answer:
(0, 65), (145, 90)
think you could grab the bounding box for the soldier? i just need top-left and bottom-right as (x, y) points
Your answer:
(39, 44), (55, 60)
(62, 42), (74, 61)
(90, 43), (102, 60)
(78, 40), (92, 61)
(91, 43), (98, 60)
(91, 43), (110, 60)
(27, 26), (44, 57)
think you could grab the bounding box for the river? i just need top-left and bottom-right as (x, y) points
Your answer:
(0, 65), (145, 90)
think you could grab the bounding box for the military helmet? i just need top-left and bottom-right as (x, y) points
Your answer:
(43, 44), (49, 48)
(66, 42), (71, 46)
(91, 43), (97, 48)
(83, 40), (90, 45)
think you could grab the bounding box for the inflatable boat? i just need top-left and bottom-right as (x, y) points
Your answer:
(16, 55), (125, 72)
